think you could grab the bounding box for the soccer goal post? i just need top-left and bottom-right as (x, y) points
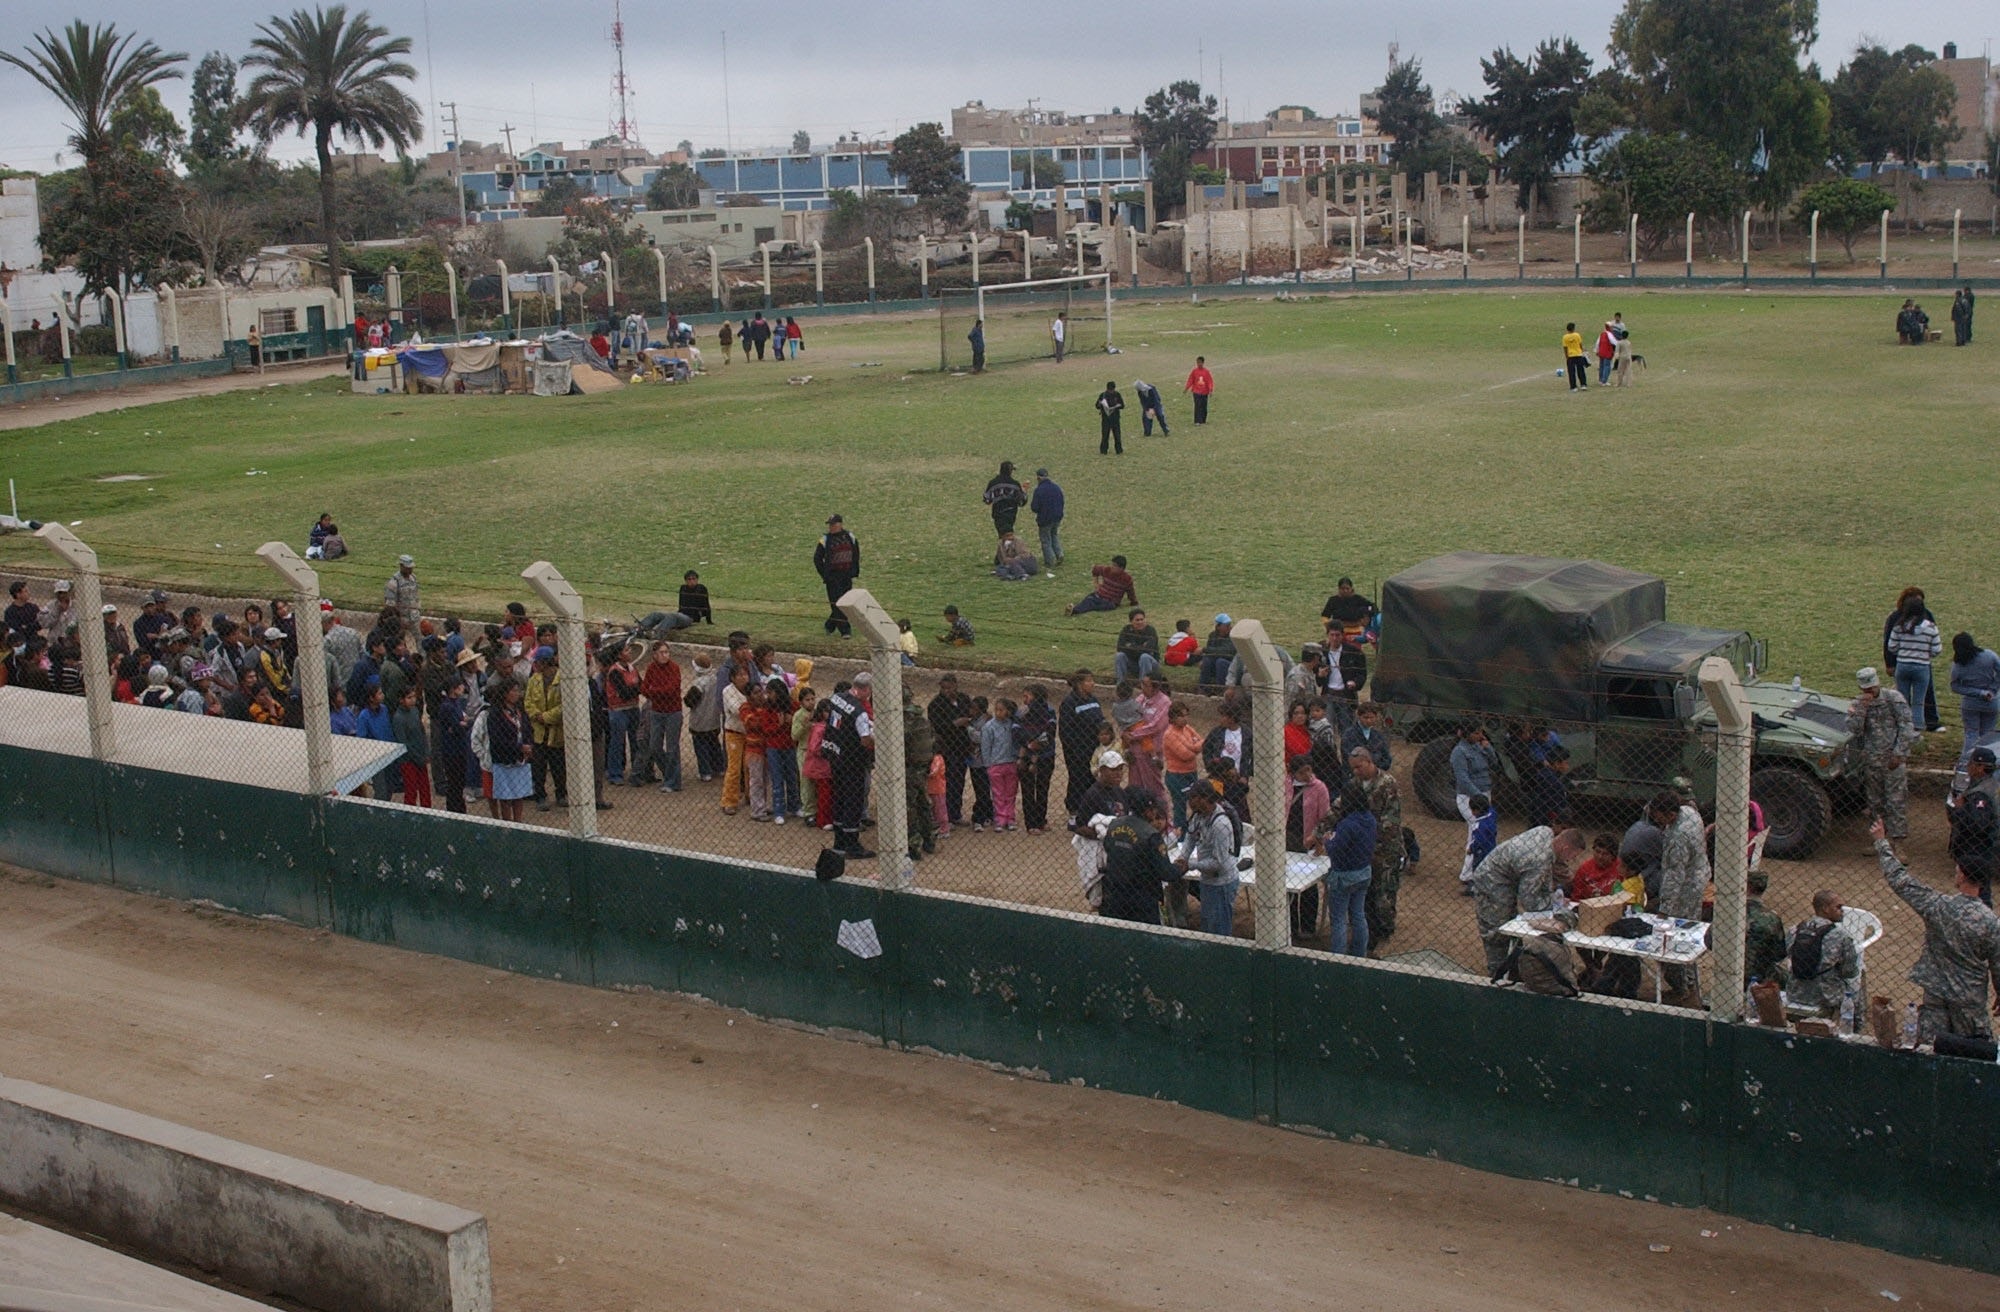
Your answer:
(939, 273), (1113, 372)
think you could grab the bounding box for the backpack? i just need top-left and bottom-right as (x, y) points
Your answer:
(1402, 825), (1420, 868)
(1494, 932), (1580, 997)
(1790, 920), (1833, 981)
(1581, 952), (1642, 999)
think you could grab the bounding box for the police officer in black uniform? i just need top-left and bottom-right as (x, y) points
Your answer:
(822, 673), (875, 858)
(1099, 788), (1175, 924)
(813, 514), (860, 637)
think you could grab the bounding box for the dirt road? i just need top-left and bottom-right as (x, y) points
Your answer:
(0, 361), (344, 431)
(0, 868), (1988, 1311)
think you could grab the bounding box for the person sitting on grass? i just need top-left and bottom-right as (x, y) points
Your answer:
(994, 530), (1038, 581)
(896, 618), (919, 666)
(307, 513), (347, 561)
(677, 571), (713, 625)
(1113, 609), (1160, 682)
(937, 605), (975, 646)
(1164, 619), (1199, 667)
(1066, 556), (1137, 616)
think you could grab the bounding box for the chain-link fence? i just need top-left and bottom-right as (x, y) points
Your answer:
(4, 555), (1987, 1050)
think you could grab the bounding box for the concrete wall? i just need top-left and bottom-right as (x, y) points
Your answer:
(0, 1075), (490, 1312)
(0, 358), (232, 408)
(0, 744), (1995, 1273)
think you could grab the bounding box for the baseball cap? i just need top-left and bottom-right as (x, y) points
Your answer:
(1971, 746), (1998, 768)
(398, 554), (415, 566)
(189, 663), (214, 681)
(1214, 613), (1232, 625)
(264, 627), (285, 641)
(826, 514), (843, 525)
(1855, 666), (1880, 689)
(53, 580), (71, 593)
(101, 603), (118, 614)
(319, 599), (335, 613)
(1035, 467), (1049, 477)
(533, 645), (556, 663)
(147, 589), (168, 603)
(1098, 749), (1125, 769)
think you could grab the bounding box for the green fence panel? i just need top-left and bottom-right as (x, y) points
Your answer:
(323, 800), (587, 982)
(891, 898), (1261, 1120)
(0, 745), (107, 884)
(1268, 953), (1713, 1203)
(1718, 1023), (2000, 1271)
(584, 841), (890, 1038)
(99, 766), (324, 924)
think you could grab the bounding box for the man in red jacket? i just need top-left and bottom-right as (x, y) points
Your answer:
(637, 646), (685, 791)
(1184, 356), (1214, 425)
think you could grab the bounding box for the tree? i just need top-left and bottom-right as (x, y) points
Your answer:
(1372, 59), (1445, 167)
(1608, 0), (1829, 211)
(1136, 80), (1218, 207)
(1265, 104), (1320, 120)
(108, 85), (185, 161)
(0, 22), (185, 167)
(696, 147), (726, 160)
(646, 162), (704, 211)
(1468, 38), (1594, 218)
(1827, 43), (1928, 172)
(37, 150), (183, 290)
(527, 174), (590, 217)
(824, 187), (901, 248)
(1793, 178), (1895, 259)
(1583, 131), (1744, 255)
(239, 5), (423, 295)
(177, 184), (254, 282)
(188, 52), (248, 172)
(1875, 65), (1959, 174)
(888, 121), (968, 231)
(675, 138), (693, 157)
(791, 129), (811, 155)
(1010, 150), (1063, 189)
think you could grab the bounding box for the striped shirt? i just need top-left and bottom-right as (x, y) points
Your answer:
(1887, 619), (1942, 666)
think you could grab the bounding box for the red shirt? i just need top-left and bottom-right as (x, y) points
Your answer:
(1569, 854), (1625, 900)
(1184, 366), (1214, 396)
(604, 662), (641, 711)
(1091, 565), (1137, 605)
(640, 656), (682, 713)
(742, 704), (783, 754)
(1284, 722), (1311, 763)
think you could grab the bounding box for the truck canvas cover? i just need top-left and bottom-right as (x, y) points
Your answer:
(1375, 552), (1668, 721)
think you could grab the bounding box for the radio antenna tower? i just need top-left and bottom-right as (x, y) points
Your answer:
(609, 0), (637, 143)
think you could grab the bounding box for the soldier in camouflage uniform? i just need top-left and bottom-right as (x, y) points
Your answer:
(1743, 869), (1789, 987)
(1875, 819), (2000, 1043)
(902, 692), (936, 861)
(1646, 792), (1710, 997)
(1847, 667), (1916, 839)
(1350, 746), (1403, 951)
(1470, 825), (1586, 975)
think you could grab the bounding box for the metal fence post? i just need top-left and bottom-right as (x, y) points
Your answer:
(1226, 619), (1289, 950)
(522, 562), (597, 839)
(838, 588), (911, 889)
(1700, 656), (1752, 1020)
(36, 525), (115, 760)
(258, 543), (334, 795)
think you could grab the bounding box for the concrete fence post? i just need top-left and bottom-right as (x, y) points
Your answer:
(1129, 227), (1140, 289)
(104, 289), (128, 369)
(707, 245), (721, 312)
(1685, 212), (1694, 282)
(813, 240), (825, 306)
(547, 257), (564, 325)
(918, 236), (930, 299)
(444, 261), (461, 336)
(760, 243), (773, 309)
(1700, 656), (1752, 1021)
(1573, 215), (1582, 282)
(650, 248), (666, 318)
(258, 544), (333, 796)
(1808, 210), (1820, 281)
(159, 285), (180, 362)
(496, 260), (512, 331)
(1291, 208), (1302, 283)
(1352, 211), (1361, 284)
(1741, 210), (1752, 282)
(36, 526), (114, 761)
(967, 231), (980, 287)
(1878, 210), (1889, 282)
(521, 562), (597, 840)
(1, 300), (15, 384)
(837, 588), (911, 889)
(1516, 213), (1524, 282)
(864, 237), (877, 304)
(1226, 620), (1289, 950)
(1460, 213), (1469, 282)
(1952, 208), (1962, 280)
(50, 296), (73, 379)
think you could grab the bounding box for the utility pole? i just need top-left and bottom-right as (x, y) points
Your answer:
(499, 123), (516, 159)
(440, 100), (467, 226)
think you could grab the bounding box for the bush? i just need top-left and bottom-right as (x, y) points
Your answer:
(76, 326), (118, 356)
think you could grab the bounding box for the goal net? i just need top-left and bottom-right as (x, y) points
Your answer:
(938, 275), (1112, 372)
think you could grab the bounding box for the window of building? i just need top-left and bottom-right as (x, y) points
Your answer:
(259, 308), (297, 336)
(1261, 146), (1279, 160)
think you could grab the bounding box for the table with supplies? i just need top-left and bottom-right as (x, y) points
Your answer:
(1496, 909), (1708, 1003)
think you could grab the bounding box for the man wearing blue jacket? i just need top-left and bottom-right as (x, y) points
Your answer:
(1029, 468), (1065, 568)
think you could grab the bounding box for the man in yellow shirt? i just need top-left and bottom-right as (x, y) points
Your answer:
(1562, 322), (1588, 391)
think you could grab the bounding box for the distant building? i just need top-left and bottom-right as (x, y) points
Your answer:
(1197, 112), (1395, 181)
(1932, 43), (1997, 162)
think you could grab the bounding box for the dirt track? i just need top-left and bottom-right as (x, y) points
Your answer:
(0, 867), (1991, 1311)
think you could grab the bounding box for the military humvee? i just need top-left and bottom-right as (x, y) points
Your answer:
(1373, 552), (1855, 859)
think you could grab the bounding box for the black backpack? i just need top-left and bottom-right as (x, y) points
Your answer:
(1791, 920), (1833, 981)
(1494, 933), (1580, 997)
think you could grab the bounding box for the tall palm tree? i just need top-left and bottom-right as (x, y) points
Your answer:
(239, 6), (422, 294)
(0, 22), (185, 166)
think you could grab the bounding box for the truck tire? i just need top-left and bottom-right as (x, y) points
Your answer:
(1751, 766), (1832, 860)
(1414, 737), (1461, 819)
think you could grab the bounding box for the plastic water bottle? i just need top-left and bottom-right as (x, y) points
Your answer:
(1900, 1001), (1920, 1049)
(1791, 674), (1803, 692)
(1840, 988), (1857, 1034)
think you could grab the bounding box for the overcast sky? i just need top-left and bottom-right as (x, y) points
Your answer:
(0, 2), (1990, 170)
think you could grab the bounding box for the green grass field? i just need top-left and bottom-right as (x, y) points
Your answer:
(2, 288), (1991, 698)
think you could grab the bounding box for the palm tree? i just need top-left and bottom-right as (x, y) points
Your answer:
(0, 22), (185, 166)
(239, 6), (422, 293)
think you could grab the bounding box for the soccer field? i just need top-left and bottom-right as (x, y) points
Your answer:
(1, 288), (1990, 691)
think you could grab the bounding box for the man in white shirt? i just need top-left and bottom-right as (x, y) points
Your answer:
(1050, 312), (1067, 363)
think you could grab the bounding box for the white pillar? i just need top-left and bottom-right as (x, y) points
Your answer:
(104, 289), (128, 365)
(159, 285), (180, 360)
(444, 261), (461, 335)
(1741, 210), (1752, 281)
(813, 240), (824, 305)
(521, 561), (597, 839)
(968, 230), (980, 286)
(599, 250), (616, 317)
(547, 257), (564, 324)
(258, 543), (334, 796)
(650, 248), (666, 314)
(1226, 620), (1289, 950)
(707, 245), (722, 310)
(1460, 212), (1469, 280)
(864, 237), (877, 301)
(1685, 213), (1695, 280)
(760, 242), (773, 308)
(1878, 210), (1890, 279)
(497, 260), (512, 325)
(1129, 226), (1141, 289)
(1516, 213), (1525, 280)
(1628, 213), (1638, 279)
(1808, 210), (1820, 278)
(50, 295), (72, 365)
(1699, 656), (1752, 1021)
(1953, 208), (1963, 277)
(1573, 214), (1582, 281)
(36, 526), (115, 760)
(918, 236), (930, 298)
(837, 588), (911, 889)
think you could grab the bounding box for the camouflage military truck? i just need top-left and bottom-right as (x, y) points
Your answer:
(1374, 552), (1856, 859)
